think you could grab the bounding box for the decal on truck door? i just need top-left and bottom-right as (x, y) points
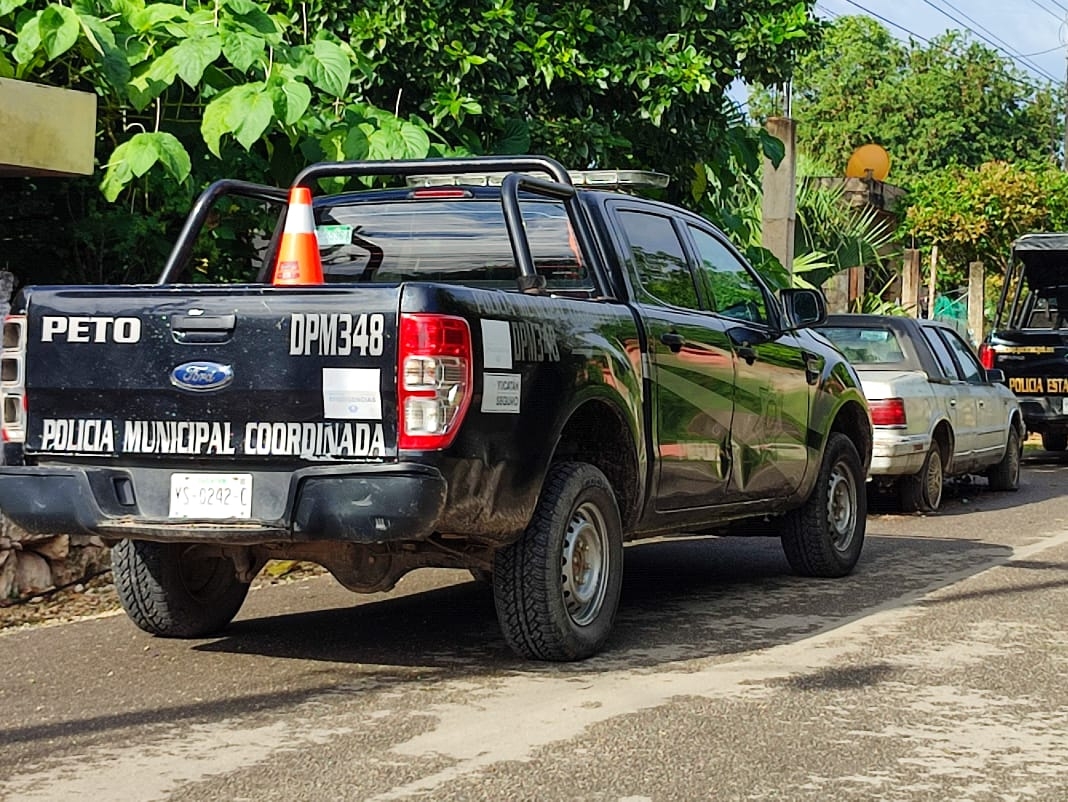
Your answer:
(322, 368), (382, 419)
(289, 313), (385, 356)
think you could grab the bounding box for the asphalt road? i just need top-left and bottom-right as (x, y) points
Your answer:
(2, 456), (1067, 801)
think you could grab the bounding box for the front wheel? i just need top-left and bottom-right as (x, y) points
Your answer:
(493, 462), (623, 661)
(898, 442), (943, 513)
(987, 426), (1022, 491)
(113, 540), (250, 637)
(781, 433), (866, 578)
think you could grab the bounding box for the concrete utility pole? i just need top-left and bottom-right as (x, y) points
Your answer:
(761, 116), (797, 275)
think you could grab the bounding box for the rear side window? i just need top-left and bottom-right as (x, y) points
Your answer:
(313, 199), (589, 290)
(616, 210), (699, 309)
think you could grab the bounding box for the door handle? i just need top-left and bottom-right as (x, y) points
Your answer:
(660, 332), (685, 353)
(170, 313), (237, 344)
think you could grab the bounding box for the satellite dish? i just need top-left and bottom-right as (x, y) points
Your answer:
(845, 144), (891, 181)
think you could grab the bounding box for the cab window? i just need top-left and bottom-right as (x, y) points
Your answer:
(688, 227), (768, 325)
(616, 210), (700, 309)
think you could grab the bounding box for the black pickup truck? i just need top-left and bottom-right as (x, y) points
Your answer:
(981, 233), (1068, 451)
(0, 156), (871, 661)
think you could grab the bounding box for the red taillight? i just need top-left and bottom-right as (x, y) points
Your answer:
(869, 397), (907, 427)
(978, 342), (995, 370)
(397, 313), (472, 451)
(409, 188), (472, 199)
(1, 314), (26, 443)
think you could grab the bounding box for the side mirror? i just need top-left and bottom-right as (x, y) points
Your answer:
(780, 288), (827, 329)
(985, 368), (1006, 384)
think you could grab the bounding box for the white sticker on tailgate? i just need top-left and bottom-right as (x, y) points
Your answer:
(169, 473), (252, 519)
(322, 368), (382, 419)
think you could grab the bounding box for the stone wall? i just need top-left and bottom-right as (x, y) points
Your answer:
(0, 519), (111, 602)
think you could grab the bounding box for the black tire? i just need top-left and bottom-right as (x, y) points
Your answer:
(113, 540), (250, 638)
(781, 433), (866, 578)
(898, 441), (943, 513)
(493, 462), (623, 661)
(1041, 432), (1067, 452)
(987, 426), (1022, 491)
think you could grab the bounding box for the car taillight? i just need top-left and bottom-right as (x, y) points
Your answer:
(1, 314), (26, 443)
(978, 342), (995, 370)
(397, 313), (472, 451)
(869, 397), (907, 427)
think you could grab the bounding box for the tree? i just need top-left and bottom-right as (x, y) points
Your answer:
(749, 16), (1061, 182)
(1, 0), (825, 286)
(901, 160), (1068, 287)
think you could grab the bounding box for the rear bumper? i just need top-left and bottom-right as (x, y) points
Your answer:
(0, 462), (447, 545)
(1017, 397), (1068, 434)
(870, 430), (931, 476)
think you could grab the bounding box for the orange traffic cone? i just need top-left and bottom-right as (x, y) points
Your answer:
(273, 186), (324, 285)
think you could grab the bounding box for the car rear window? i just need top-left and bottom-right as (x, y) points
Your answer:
(819, 326), (908, 366)
(313, 198), (590, 290)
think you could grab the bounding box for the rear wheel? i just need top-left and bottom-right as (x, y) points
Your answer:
(899, 442), (943, 513)
(781, 433), (866, 578)
(987, 426), (1022, 491)
(1041, 432), (1067, 452)
(113, 540), (250, 637)
(493, 462), (623, 661)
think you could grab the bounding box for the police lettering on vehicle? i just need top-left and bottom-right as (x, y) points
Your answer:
(289, 313), (385, 357)
(41, 316), (141, 344)
(35, 419), (387, 459)
(40, 418), (115, 453)
(511, 320), (560, 362)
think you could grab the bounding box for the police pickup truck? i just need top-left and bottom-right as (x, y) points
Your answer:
(981, 233), (1068, 451)
(0, 156), (871, 661)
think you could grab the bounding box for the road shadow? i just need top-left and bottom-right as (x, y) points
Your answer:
(193, 531), (1015, 674)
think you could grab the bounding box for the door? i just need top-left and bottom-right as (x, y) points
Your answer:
(611, 207), (736, 511)
(686, 226), (812, 499)
(938, 327), (1007, 462)
(919, 325), (979, 462)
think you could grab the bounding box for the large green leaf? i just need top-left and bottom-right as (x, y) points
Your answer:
(127, 51), (180, 110)
(39, 4), (80, 59)
(221, 28), (264, 72)
(277, 80), (311, 126)
(0, 0), (31, 14)
(78, 14), (131, 87)
(129, 3), (187, 33)
(201, 89), (235, 157)
(304, 39), (350, 97)
(12, 15), (41, 66)
(229, 83), (276, 150)
(149, 132), (191, 182)
(491, 118), (530, 154)
(170, 34), (221, 87)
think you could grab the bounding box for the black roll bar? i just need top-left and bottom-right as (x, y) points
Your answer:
(157, 179), (289, 285)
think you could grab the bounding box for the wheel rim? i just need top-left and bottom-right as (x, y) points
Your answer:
(561, 501), (610, 627)
(925, 451), (943, 508)
(826, 460), (858, 552)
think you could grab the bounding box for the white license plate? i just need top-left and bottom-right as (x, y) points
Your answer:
(169, 473), (252, 519)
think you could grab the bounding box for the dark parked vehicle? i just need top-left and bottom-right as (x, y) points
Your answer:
(981, 233), (1068, 451)
(0, 156), (871, 660)
(818, 315), (1023, 512)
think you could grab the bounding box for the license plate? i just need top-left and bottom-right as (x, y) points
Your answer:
(169, 473), (252, 519)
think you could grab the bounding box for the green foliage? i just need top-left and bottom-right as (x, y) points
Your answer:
(901, 161), (1068, 286)
(1, 0), (824, 285)
(750, 16), (1061, 183)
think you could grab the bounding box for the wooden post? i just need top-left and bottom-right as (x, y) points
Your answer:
(927, 246), (939, 319)
(968, 261), (985, 347)
(902, 249), (921, 317)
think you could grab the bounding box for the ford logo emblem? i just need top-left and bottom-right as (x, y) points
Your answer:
(170, 362), (234, 392)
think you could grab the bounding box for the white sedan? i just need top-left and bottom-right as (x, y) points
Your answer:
(816, 314), (1024, 512)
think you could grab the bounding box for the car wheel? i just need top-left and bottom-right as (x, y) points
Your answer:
(987, 426), (1022, 492)
(899, 442), (943, 513)
(113, 540), (250, 637)
(1041, 432), (1067, 452)
(493, 462), (623, 661)
(780, 433), (866, 578)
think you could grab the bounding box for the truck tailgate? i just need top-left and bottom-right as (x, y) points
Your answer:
(22, 285), (398, 462)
